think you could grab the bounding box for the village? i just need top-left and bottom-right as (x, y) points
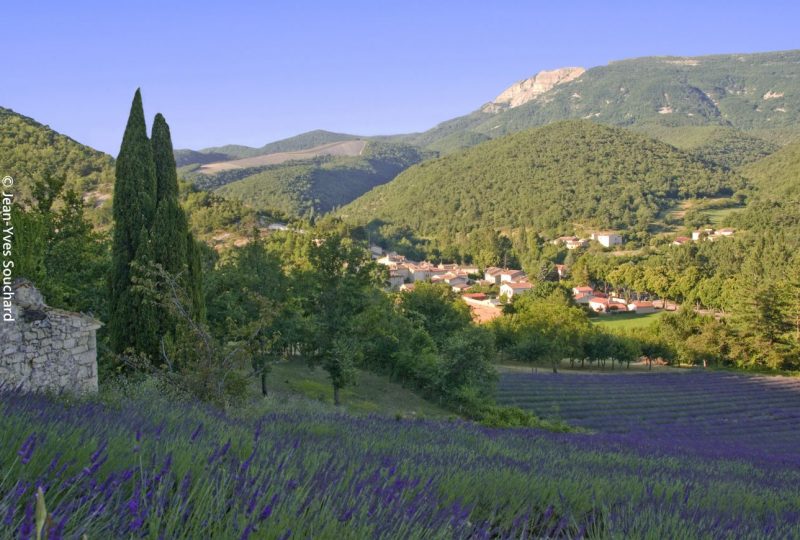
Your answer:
(371, 229), (678, 323)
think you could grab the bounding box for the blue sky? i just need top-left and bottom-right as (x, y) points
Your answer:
(3, 1), (799, 155)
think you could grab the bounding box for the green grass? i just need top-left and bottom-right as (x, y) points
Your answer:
(702, 206), (742, 226)
(590, 310), (666, 329)
(265, 358), (450, 418)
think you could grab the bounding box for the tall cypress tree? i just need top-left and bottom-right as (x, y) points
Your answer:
(150, 114), (188, 278)
(150, 113), (205, 345)
(109, 89), (158, 354)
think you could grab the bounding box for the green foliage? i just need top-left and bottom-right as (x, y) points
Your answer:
(397, 282), (473, 347)
(10, 176), (109, 317)
(740, 139), (800, 199)
(343, 121), (741, 252)
(688, 128), (779, 169)
(109, 89), (158, 356)
(0, 107), (115, 226)
(214, 142), (427, 218)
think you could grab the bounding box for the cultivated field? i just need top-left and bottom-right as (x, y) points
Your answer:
(496, 370), (800, 465)
(198, 140), (367, 173)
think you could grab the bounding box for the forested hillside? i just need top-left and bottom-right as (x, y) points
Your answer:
(341, 121), (743, 243)
(212, 142), (427, 217)
(740, 139), (800, 198)
(0, 106), (115, 224)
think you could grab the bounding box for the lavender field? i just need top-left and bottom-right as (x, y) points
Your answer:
(2, 374), (800, 539)
(496, 370), (800, 467)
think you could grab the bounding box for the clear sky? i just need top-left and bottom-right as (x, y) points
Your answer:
(3, 1), (799, 155)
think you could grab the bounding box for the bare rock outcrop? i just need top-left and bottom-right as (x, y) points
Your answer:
(483, 67), (585, 113)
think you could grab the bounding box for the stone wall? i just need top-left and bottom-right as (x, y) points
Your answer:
(1, 281), (100, 394)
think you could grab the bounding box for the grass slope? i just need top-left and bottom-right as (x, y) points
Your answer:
(267, 358), (449, 418)
(341, 121), (743, 239)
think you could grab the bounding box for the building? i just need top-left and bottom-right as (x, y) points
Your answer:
(673, 236), (692, 246)
(500, 269), (526, 283)
(500, 281), (533, 300)
(588, 297), (628, 314)
(483, 267), (504, 285)
(628, 301), (656, 314)
(572, 286), (594, 297)
(388, 270), (406, 290)
(592, 231), (623, 248)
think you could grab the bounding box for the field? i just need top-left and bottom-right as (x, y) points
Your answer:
(496, 370), (800, 463)
(2, 370), (800, 538)
(197, 140), (367, 173)
(702, 206), (742, 226)
(589, 310), (665, 329)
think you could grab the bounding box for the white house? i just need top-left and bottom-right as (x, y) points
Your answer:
(500, 281), (533, 299)
(484, 267), (504, 284)
(572, 286), (594, 297)
(592, 232), (623, 248)
(500, 269), (526, 283)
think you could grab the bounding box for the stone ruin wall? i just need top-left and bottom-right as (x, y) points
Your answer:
(1, 282), (100, 395)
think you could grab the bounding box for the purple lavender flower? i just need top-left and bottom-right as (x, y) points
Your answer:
(18, 434), (37, 465)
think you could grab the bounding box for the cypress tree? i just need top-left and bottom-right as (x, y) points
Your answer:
(109, 89), (158, 354)
(150, 113), (206, 347)
(150, 114), (188, 278)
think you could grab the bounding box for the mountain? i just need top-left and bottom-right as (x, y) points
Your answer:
(340, 121), (744, 242)
(211, 142), (427, 217)
(400, 50), (800, 152)
(175, 129), (360, 166)
(0, 106), (115, 224)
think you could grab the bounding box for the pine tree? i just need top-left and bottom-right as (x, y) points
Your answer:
(109, 89), (157, 354)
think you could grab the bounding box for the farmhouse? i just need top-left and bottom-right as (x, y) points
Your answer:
(591, 231), (623, 248)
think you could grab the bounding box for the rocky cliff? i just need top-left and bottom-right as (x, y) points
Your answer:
(482, 67), (586, 112)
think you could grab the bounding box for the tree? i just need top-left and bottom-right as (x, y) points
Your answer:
(304, 229), (383, 405)
(109, 89), (158, 356)
(149, 113), (205, 351)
